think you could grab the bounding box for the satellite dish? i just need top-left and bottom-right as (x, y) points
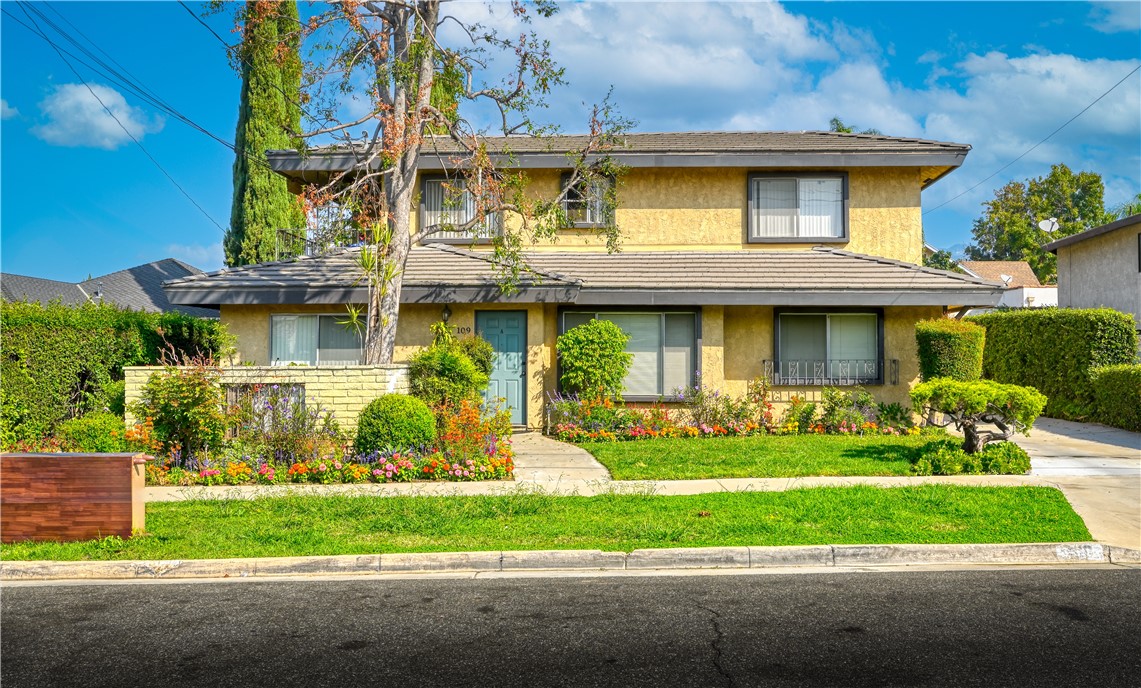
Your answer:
(1000, 274), (1013, 285)
(1038, 218), (1059, 233)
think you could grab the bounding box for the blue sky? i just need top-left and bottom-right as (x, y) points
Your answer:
(2, 1), (1138, 281)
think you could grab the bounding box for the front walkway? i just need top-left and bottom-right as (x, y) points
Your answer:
(509, 431), (611, 483)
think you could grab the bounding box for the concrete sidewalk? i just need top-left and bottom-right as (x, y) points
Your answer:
(1017, 417), (1141, 477)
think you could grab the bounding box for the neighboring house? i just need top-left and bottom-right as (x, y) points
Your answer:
(1044, 213), (1141, 331)
(163, 131), (1004, 428)
(957, 260), (1058, 312)
(1, 259), (219, 318)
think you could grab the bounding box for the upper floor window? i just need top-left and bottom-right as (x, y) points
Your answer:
(561, 173), (613, 227)
(748, 173), (846, 242)
(421, 176), (500, 242)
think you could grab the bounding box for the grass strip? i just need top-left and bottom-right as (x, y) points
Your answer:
(583, 435), (935, 480)
(0, 486), (1089, 561)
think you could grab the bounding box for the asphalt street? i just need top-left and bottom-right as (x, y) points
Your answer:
(2, 568), (1139, 687)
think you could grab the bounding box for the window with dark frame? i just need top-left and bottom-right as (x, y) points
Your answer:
(748, 173), (847, 241)
(420, 175), (500, 241)
(270, 314), (363, 366)
(774, 311), (882, 385)
(561, 311), (697, 397)
(560, 173), (614, 227)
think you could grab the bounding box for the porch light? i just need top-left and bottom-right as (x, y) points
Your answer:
(441, 304), (452, 323)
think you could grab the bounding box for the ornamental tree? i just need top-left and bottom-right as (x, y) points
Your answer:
(220, 0), (630, 364)
(910, 378), (1047, 454)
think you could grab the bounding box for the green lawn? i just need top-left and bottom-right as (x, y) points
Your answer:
(0, 486), (1089, 561)
(583, 434), (938, 480)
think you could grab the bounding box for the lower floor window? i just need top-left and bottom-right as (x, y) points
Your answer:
(562, 311), (697, 397)
(271, 315), (362, 366)
(776, 312), (880, 384)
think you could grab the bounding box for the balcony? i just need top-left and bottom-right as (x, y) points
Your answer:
(275, 227), (365, 260)
(763, 359), (898, 386)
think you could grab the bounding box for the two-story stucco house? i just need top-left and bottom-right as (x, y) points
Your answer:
(163, 132), (1004, 429)
(1045, 213), (1141, 333)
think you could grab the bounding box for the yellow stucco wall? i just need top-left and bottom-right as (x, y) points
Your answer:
(414, 166), (925, 264)
(720, 304), (942, 411)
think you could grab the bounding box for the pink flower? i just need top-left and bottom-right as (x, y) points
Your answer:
(318, 463), (327, 472)
(334, 461), (342, 470)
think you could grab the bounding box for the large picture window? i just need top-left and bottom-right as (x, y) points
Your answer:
(775, 311), (881, 384)
(271, 315), (362, 366)
(561, 311), (696, 397)
(421, 176), (500, 241)
(748, 174), (846, 241)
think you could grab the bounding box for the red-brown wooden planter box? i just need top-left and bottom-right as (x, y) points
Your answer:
(1, 453), (148, 543)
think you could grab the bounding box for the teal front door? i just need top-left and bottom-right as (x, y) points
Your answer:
(476, 311), (526, 425)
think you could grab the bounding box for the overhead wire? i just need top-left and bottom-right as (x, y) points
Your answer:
(924, 64), (1141, 215)
(10, 2), (228, 233)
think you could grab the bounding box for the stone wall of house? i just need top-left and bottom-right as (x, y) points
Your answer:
(124, 364), (409, 434)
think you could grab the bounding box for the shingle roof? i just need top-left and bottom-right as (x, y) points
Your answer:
(1043, 213), (1141, 253)
(164, 244), (1004, 308)
(958, 261), (1042, 288)
(2, 259), (219, 317)
(294, 130), (970, 156)
(0, 274), (87, 306)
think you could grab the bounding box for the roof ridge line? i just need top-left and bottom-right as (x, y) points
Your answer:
(812, 246), (1005, 286)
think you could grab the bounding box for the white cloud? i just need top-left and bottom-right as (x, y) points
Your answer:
(166, 242), (224, 271)
(1089, 2), (1141, 33)
(32, 83), (164, 150)
(0, 98), (17, 119)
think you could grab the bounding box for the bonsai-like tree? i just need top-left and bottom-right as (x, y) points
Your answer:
(911, 378), (1047, 454)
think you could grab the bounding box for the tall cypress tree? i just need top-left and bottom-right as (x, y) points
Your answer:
(225, 1), (304, 266)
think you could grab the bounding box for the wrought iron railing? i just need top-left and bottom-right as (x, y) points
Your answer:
(275, 228), (366, 260)
(762, 359), (898, 386)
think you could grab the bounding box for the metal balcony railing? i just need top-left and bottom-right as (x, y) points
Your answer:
(763, 359), (898, 386)
(275, 228), (366, 260)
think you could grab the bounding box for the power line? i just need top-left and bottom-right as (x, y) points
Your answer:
(12, 2), (227, 234)
(924, 64), (1141, 215)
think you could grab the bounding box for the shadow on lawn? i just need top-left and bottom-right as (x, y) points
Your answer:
(838, 438), (958, 467)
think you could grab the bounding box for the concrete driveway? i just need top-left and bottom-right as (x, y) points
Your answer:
(1012, 418), (1140, 550)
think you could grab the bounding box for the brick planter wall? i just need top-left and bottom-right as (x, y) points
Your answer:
(1, 453), (147, 543)
(124, 365), (410, 433)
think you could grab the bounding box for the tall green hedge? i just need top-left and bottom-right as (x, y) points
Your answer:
(1090, 364), (1141, 432)
(967, 308), (1137, 420)
(0, 300), (233, 442)
(915, 319), (985, 381)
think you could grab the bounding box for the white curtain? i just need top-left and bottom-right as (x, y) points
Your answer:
(799, 178), (843, 237)
(751, 178), (797, 238)
(271, 315), (318, 366)
(604, 314), (660, 396)
(828, 314), (877, 379)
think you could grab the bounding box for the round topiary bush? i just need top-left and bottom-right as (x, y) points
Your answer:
(57, 412), (128, 452)
(915, 319), (985, 382)
(556, 319), (633, 397)
(354, 394), (436, 454)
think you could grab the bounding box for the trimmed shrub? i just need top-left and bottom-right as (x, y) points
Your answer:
(911, 378), (1046, 454)
(354, 394), (436, 454)
(0, 300), (232, 443)
(557, 319), (632, 397)
(409, 323), (492, 409)
(967, 308), (1136, 420)
(911, 437), (1031, 475)
(56, 412), (128, 453)
(1090, 364), (1141, 432)
(915, 319), (984, 381)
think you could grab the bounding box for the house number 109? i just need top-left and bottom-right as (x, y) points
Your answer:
(452, 326), (472, 335)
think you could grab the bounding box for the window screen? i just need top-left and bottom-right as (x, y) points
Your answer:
(751, 176), (843, 239)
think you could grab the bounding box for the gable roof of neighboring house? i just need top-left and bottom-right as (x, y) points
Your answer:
(267, 131), (971, 189)
(1043, 213), (1141, 253)
(164, 244), (1005, 308)
(957, 261), (1042, 288)
(2, 259), (220, 317)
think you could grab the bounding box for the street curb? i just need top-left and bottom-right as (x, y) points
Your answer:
(2, 542), (1137, 581)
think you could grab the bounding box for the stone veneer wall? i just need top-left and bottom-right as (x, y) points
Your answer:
(124, 365), (410, 433)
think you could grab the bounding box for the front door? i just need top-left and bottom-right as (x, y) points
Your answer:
(475, 311), (526, 425)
